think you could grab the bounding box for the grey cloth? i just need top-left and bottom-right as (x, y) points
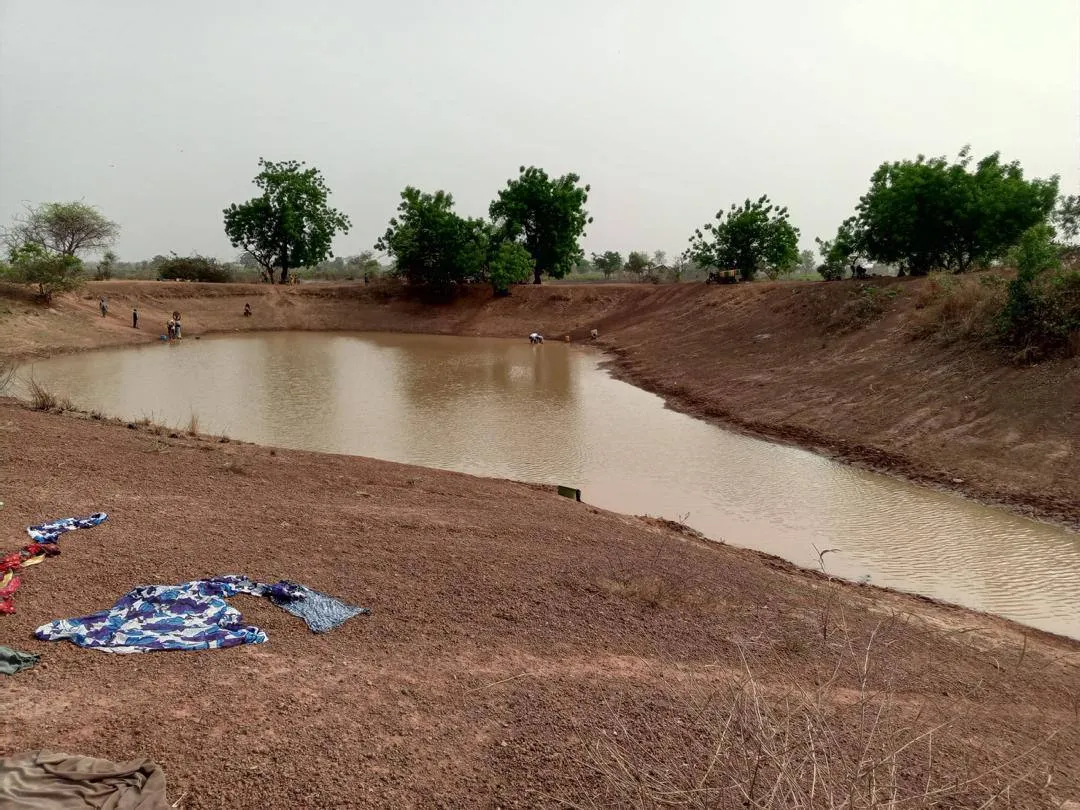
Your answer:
(269, 582), (370, 633)
(0, 646), (40, 676)
(0, 750), (169, 809)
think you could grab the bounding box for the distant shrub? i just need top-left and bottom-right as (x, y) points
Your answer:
(157, 254), (233, 283)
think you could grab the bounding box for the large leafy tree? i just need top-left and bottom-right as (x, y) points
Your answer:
(591, 250), (623, 279)
(375, 187), (487, 293)
(489, 166), (592, 284)
(855, 148), (1057, 276)
(687, 196), (800, 281)
(625, 251), (651, 278)
(487, 241), (534, 295)
(3, 201), (118, 258)
(6, 242), (83, 302)
(223, 158), (351, 284)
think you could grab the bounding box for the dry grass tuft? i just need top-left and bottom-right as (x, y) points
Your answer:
(224, 459), (247, 475)
(598, 574), (688, 609)
(912, 272), (1006, 340)
(27, 378), (73, 412)
(186, 411), (200, 436)
(0, 358), (16, 395)
(574, 617), (1062, 809)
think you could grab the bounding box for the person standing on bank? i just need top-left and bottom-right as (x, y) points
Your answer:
(132, 307), (139, 329)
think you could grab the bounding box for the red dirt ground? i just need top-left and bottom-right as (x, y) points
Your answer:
(0, 402), (1078, 808)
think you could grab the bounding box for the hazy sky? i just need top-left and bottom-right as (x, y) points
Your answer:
(1, 0), (1077, 262)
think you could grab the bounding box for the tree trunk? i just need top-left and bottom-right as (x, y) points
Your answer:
(279, 264), (289, 285)
(533, 266), (542, 284)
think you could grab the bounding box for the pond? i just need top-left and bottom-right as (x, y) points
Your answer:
(20, 331), (1080, 638)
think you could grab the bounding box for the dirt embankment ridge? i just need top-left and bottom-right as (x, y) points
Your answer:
(2, 278), (1077, 527)
(1, 401), (1078, 808)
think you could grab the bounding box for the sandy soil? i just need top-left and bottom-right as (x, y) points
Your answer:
(1, 278), (1076, 528)
(1, 401), (1078, 808)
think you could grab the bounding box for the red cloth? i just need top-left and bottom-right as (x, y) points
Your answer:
(24, 543), (61, 557)
(0, 552), (23, 573)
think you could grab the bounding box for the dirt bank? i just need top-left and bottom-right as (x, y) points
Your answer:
(1, 278), (1077, 527)
(1, 401), (1078, 808)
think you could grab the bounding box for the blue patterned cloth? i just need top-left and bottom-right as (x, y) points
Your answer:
(34, 575), (368, 654)
(269, 582), (370, 633)
(28, 513), (108, 544)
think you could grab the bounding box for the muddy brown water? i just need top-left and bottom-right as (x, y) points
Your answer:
(19, 331), (1080, 638)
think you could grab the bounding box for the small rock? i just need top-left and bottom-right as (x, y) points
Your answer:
(127, 423), (136, 430)
(952, 478), (964, 484)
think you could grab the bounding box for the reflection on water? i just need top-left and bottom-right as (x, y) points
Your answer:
(20, 332), (1080, 638)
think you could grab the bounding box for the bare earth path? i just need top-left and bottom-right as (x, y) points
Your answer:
(1, 402), (1078, 808)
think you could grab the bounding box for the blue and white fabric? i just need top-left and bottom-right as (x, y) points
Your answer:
(34, 575), (368, 654)
(28, 513), (109, 544)
(269, 582), (370, 633)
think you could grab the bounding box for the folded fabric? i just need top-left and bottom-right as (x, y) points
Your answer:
(268, 582), (370, 633)
(0, 646), (40, 676)
(35, 575), (369, 654)
(0, 749), (169, 809)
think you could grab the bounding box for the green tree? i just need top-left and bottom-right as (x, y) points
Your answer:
(347, 251), (382, 279)
(687, 196), (800, 281)
(488, 241), (534, 295)
(856, 147), (1058, 276)
(375, 187), (486, 294)
(94, 249), (118, 280)
(3, 202), (119, 259)
(999, 224), (1080, 352)
(815, 218), (868, 281)
(625, 251), (651, 278)
(223, 158), (351, 284)
(796, 249), (816, 276)
(1052, 194), (1080, 246)
(591, 250), (623, 279)
(7, 242), (84, 302)
(489, 166), (592, 284)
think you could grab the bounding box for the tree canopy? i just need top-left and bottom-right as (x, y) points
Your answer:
(487, 241), (534, 295)
(855, 148), (1058, 275)
(489, 166), (592, 284)
(375, 187), (487, 294)
(1052, 194), (1080, 246)
(5, 242), (83, 301)
(223, 158), (351, 284)
(3, 202), (118, 259)
(687, 196), (800, 281)
(591, 250), (623, 279)
(815, 218), (868, 281)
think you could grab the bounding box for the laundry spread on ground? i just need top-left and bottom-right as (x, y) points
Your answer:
(269, 581), (371, 633)
(0, 749), (169, 809)
(0, 646), (40, 676)
(0, 513), (108, 615)
(35, 574), (368, 653)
